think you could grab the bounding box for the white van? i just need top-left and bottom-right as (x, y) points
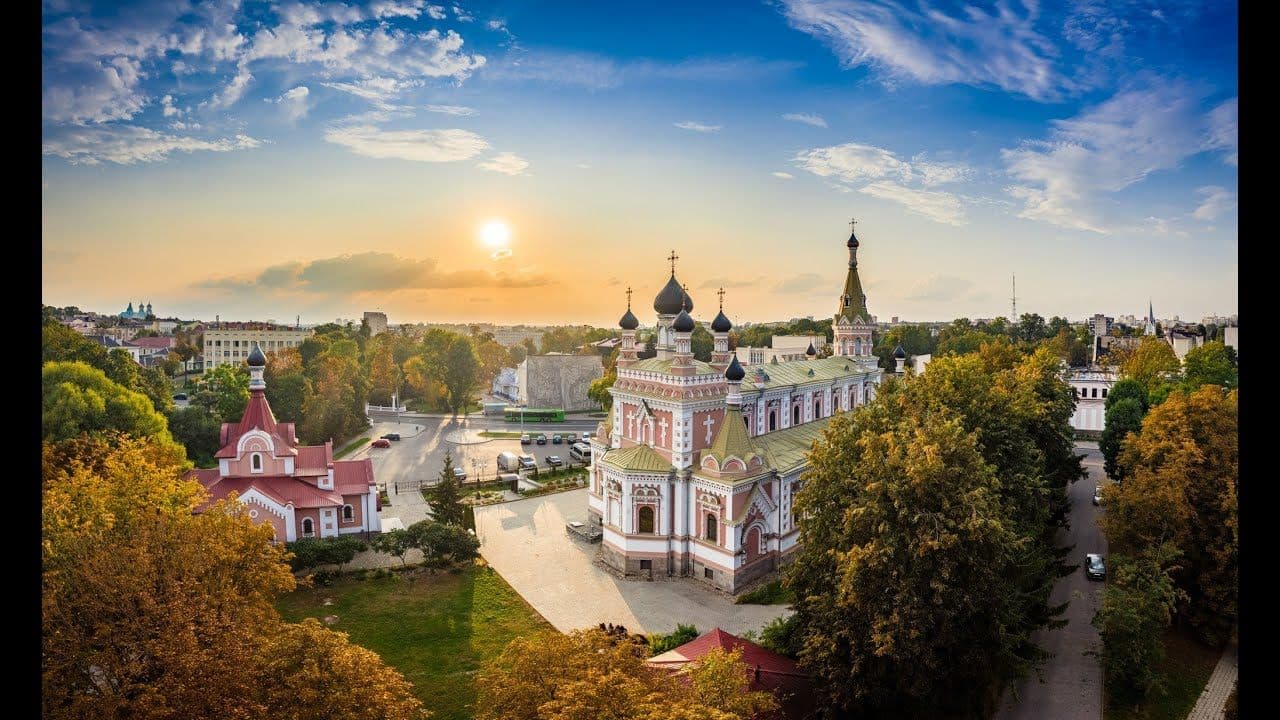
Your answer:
(569, 442), (592, 463)
(497, 451), (519, 472)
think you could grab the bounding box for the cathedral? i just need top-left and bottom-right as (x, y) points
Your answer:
(586, 223), (884, 593)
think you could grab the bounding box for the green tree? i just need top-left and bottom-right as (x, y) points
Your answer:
(42, 318), (108, 366)
(648, 623), (699, 654)
(1100, 398), (1145, 480)
(1093, 546), (1186, 701)
(166, 406), (222, 467)
(137, 364), (175, 413)
(366, 335), (403, 406)
(440, 336), (481, 414)
(1181, 341), (1238, 390)
(588, 370), (617, 411)
(102, 348), (142, 391)
(690, 324), (714, 362)
(300, 350), (368, 445)
(1106, 378), (1149, 413)
(195, 364), (250, 422)
(374, 529), (415, 567)
(410, 520), (480, 564)
(429, 453), (467, 527)
(1121, 337), (1180, 392)
(42, 362), (182, 456)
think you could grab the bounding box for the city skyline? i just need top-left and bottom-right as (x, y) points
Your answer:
(42, 1), (1238, 326)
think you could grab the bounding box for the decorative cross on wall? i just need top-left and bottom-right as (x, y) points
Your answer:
(703, 414), (716, 444)
(658, 417), (668, 447)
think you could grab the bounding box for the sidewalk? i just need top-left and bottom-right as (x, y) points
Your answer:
(1186, 643), (1238, 720)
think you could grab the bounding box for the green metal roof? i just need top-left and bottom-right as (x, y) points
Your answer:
(740, 357), (874, 390)
(751, 418), (832, 474)
(600, 443), (674, 474)
(704, 406), (761, 467)
(626, 357), (719, 375)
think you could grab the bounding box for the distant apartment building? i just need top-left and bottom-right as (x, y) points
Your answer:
(1087, 313), (1114, 336)
(491, 367), (519, 401)
(363, 311), (388, 336)
(1166, 331), (1203, 361)
(203, 325), (313, 371)
(517, 353), (603, 411)
(1068, 368), (1117, 433)
(1224, 325), (1238, 354)
(85, 335), (148, 363)
(735, 334), (823, 365)
(492, 327), (545, 348)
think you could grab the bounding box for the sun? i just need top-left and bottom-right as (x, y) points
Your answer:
(479, 220), (511, 248)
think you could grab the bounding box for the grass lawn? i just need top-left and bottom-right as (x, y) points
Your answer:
(334, 436), (371, 459)
(1105, 627), (1221, 720)
(277, 565), (553, 720)
(735, 579), (795, 605)
(478, 430), (523, 438)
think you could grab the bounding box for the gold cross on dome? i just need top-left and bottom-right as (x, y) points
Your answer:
(667, 250), (679, 273)
(625, 286), (632, 309)
(717, 287), (725, 310)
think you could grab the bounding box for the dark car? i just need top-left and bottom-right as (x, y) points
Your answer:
(1085, 553), (1106, 581)
(452, 467), (467, 482)
(536, 434), (548, 445)
(371, 438), (391, 448)
(518, 454), (537, 471)
(520, 433), (532, 445)
(172, 393), (188, 401)
(546, 455), (564, 468)
(381, 433), (401, 441)
(552, 434), (563, 444)
(564, 432), (577, 443)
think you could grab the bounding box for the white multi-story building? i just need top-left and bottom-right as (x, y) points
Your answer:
(203, 327), (313, 371)
(1068, 368), (1118, 433)
(734, 335), (824, 365)
(1224, 325), (1238, 354)
(363, 311), (388, 336)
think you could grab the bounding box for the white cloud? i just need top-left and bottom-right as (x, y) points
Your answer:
(773, 172), (795, 179)
(323, 77), (424, 105)
(426, 5), (446, 20)
(1204, 97), (1237, 166)
(203, 64), (253, 110)
(477, 152), (529, 175)
(483, 51), (799, 90)
(425, 104), (476, 115)
(795, 142), (908, 182)
(782, 112), (827, 128)
(778, 0), (1069, 101)
(674, 121), (722, 133)
(160, 94), (179, 117)
(41, 56), (146, 124)
(368, 1), (432, 20)
(245, 25), (485, 82)
(324, 125), (489, 162)
(1192, 186), (1236, 221)
(576, 163), (592, 169)
(42, 125), (261, 165)
(1002, 80), (1230, 233)
(268, 85), (310, 122)
(860, 181), (967, 226)
(452, 4), (474, 22)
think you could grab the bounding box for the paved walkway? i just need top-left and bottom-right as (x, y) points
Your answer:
(473, 488), (790, 636)
(1186, 643), (1238, 720)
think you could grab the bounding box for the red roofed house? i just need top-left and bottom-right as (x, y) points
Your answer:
(648, 627), (812, 719)
(187, 344), (381, 541)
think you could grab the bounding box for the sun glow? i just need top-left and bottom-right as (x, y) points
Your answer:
(479, 220), (511, 248)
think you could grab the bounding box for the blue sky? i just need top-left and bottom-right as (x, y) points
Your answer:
(42, 1), (1238, 326)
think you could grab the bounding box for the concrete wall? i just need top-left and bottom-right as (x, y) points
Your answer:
(518, 354), (604, 411)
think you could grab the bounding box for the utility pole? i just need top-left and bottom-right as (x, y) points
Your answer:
(1010, 273), (1017, 321)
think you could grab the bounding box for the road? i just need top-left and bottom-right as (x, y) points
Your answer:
(995, 442), (1108, 720)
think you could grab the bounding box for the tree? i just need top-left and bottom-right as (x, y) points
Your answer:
(686, 647), (780, 720)
(256, 619), (429, 720)
(409, 520), (480, 565)
(441, 336), (481, 414)
(788, 410), (1040, 718)
(374, 529), (415, 567)
(690, 324), (714, 362)
(167, 405), (222, 466)
(1120, 337), (1180, 392)
(1181, 341), (1238, 390)
(42, 318), (108, 366)
(588, 371), (617, 411)
(300, 350), (368, 445)
(429, 453), (467, 527)
(1103, 386), (1238, 646)
(367, 335), (403, 406)
(42, 362), (183, 462)
(1106, 378), (1149, 413)
(137, 364), (176, 413)
(103, 348), (142, 392)
(195, 364), (250, 422)
(474, 335), (514, 387)
(1093, 546), (1186, 701)
(649, 623), (700, 654)
(1100, 398), (1145, 480)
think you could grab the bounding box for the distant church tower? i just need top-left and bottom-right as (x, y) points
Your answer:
(833, 219), (875, 358)
(1144, 299), (1157, 336)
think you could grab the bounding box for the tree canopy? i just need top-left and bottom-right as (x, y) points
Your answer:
(42, 361), (184, 463)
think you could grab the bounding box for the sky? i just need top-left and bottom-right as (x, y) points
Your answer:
(42, 0), (1238, 327)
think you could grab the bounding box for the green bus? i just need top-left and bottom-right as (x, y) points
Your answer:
(504, 407), (565, 422)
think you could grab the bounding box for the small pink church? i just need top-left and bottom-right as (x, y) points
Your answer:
(189, 344), (381, 541)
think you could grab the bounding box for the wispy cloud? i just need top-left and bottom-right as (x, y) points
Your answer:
(477, 151), (530, 175)
(782, 112), (827, 128)
(425, 103), (476, 116)
(200, 252), (555, 294)
(323, 77), (424, 105)
(42, 56), (146, 124)
(773, 172), (795, 179)
(267, 85), (310, 122)
(904, 274), (974, 302)
(483, 51), (801, 90)
(778, 0), (1069, 101)
(1204, 97), (1237, 166)
(773, 273), (825, 294)
(1002, 80), (1234, 233)
(860, 181), (967, 226)
(42, 125), (262, 165)
(794, 141), (970, 225)
(324, 125), (490, 162)
(203, 64), (253, 110)
(1192, 186), (1236, 221)
(674, 121), (722, 133)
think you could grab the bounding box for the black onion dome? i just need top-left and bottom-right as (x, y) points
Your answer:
(673, 309), (695, 332)
(848, 229), (860, 248)
(654, 274), (687, 314)
(725, 355), (745, 381)
(682, 290), (694, 313)
(247, 343), (267, 367)
(711, 309), (732, 332)
(806, 342), (817, 356)
(619, 308), (639, 330)
(893, 344), (907, 358)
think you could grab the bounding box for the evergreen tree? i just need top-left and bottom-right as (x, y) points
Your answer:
(430, 453), (467, 527)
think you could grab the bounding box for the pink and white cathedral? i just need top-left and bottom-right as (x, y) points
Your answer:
(587, 225), (884, 592)
(189, 344), (381, 541)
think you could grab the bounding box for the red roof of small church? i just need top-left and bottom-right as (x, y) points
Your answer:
(647, 627), (808, 693)
(215, 390), (299, 458)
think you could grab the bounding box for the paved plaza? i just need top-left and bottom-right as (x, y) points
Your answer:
(473, 488), (792, 636)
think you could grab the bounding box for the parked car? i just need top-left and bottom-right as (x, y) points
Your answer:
(172, 393), (188, 401)
(1085, 553), (1106, 581)
(546, 455), (564, 467)
(552, 434), (563, 444)
(452, 467), (467, 482)
(371, 438), (391, 448)
(381, 433), (401, 441)
(536, 433), (548, 445)
(518, 454), (537, 471)
(1092, 484), (1104, 505)
(520, 433), (532, 445)
(569, 442), (592, 463)
(581, 432), (593, 442)
(563, 432), (578, 443)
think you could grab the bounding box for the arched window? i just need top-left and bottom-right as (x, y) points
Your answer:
(814, 399), (821, 418)
(768, 410), (777, 432)
(793, 405), (801, 425)
(342, 504), (354, 522)
(1102, 388), (1108, 398)
(705, 514), (718, 543)
(251, 453), (262, 472)
(302, 517), (314, 537)
(637, 506), (655, 534)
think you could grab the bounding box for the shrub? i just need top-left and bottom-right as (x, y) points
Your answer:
(649, 623), (699, 655)
(735, 579), (794, 605)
